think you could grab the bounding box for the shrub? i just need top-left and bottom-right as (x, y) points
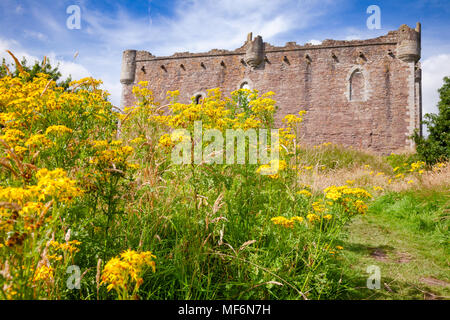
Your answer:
(1, 53), (72, 90)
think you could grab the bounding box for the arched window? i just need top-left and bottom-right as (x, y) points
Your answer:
(195, 94), (203, 104)
(349, 70), (365, 101)
(193, 91), (206, 104)
(240, 82), (251, 90)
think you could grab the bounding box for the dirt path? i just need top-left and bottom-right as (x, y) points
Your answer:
(338, 214), (450, 300)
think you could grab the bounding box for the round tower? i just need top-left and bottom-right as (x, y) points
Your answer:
(396, 23), (421, 62)
(244, 35), (264, 68)
(120, 50), (137, 84)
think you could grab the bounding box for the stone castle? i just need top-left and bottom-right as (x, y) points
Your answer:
(120, 23), (422, 154)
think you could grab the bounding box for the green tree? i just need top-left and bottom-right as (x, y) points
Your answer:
(0, 56), (72, 89)
(413, 76), (450, 164)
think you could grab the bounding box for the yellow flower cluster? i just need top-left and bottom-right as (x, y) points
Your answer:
(324, 185), (372, 202)
(302, 199), (335, 225)
(278, 111), (306, 148)
(153, 88), (234, 131)
(271, 216), (304, 228)
(101, 250), (156, 297)
(327, 245), (344, 255)
(0, 70), (117, 176)
(129, 136), (146, 145)
(0, 67), (127, 299)
(432, 162), (447, 172)
(35, 168), (83, 202)
(321, 185), (372, 216)
(120, 81), (160, 122)
(282, 111), (306, 125)
(306, 213), (321, 223)
(131, 86), (304, 165)
(0, 168), (82, 247)
(89, 140), (137, 172)
(0, 128), (24, 143)
(248, 92), (277, 115)
(50, 240), (82, 254)
(256, 159), (287, 179)
(25, 134), (53, 149)
(147, 89), (283, 150)
(33, 265), (54, 283)
(306, 212), (333, 224)
(410, 161), (425, 173)
(392, 161), (425, 176)
(313, 142), (333, 149)
(297, 189), (312, 197)
(158, 131), (191, 148)
(353, 200), (368, 214)
(132, 81), (156, 104)
(158, 134), (174, 148)
(45, 125), (73, 135)
(0, 168), (82, 205)
(298, 165), (314, 172)
(312, 200), (326, 213)
(0, 72), (113, 132)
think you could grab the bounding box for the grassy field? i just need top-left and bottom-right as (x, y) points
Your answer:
(271, 146), (450, 300)
(337, 188), (449, 299)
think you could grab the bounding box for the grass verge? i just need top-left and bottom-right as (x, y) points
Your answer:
(335, 187), (449, 299)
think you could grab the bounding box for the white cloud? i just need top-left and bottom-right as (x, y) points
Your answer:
(82, 0), (333, 54)
(341, 25), (390, 42)
(15, 5), (24, 14)
(46, 52), (91, 81)
(307, 39), (322, 45)
(422, 54), (450, 116)
(23, 30), (48, 42)
(345, 35), (361, 41)
(0, 37), (92, 93)
(0, 37), (39, 64)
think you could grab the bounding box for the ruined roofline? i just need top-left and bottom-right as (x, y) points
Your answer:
(131, 23), (420, 62)
(135, 41), (398, 62)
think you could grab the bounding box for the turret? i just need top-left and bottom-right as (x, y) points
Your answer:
(397, 23), (421, 62)
(244, 33), (264, 68)
(120, 50), (137, 84)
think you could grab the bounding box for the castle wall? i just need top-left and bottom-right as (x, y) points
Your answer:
(121, 24), (422, 154)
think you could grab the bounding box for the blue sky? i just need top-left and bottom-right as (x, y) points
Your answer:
(1, 0), (450, 117)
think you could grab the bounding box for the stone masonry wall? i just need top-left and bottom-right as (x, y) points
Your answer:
(120, 23), (422, 154)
